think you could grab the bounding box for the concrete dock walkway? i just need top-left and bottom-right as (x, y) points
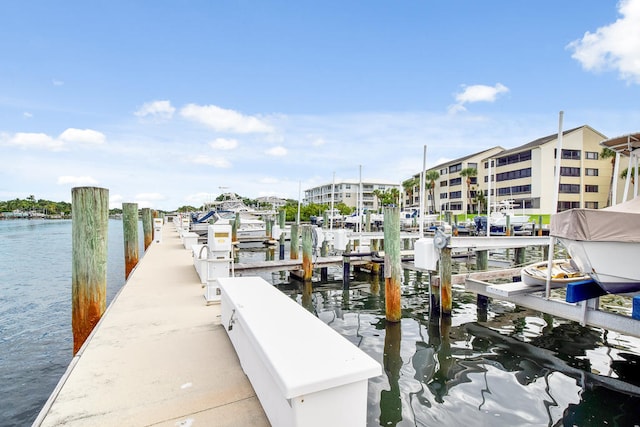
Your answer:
(36, 224), (269, 426)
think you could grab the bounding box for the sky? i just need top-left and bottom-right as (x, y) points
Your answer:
(1, 0), (640, 211)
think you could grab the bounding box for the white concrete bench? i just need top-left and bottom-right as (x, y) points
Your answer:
(218, 276), (381, 427)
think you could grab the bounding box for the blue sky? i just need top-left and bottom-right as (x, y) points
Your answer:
(1, 0), (639, 210)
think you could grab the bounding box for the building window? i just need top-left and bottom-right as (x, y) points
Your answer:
(468, 162), (477, 169)
(585, 168), (599, 176)
(557, 149), (581, 160)
(558, 201), (580, 211)
(586, 151), (599, 160)
(585, 185), (598, 192)
(440, 193), (448, 199)
(496, 168), (532, 182)
(560, 167), (580, 177)
(585, 201), (599, 209)
(449, 163), (462, 173)
(559, 184), (580, 193)
(496, 150), (531, 166)
(345, 184), (351, 189)
(449, 177), (462, 186)
(497, 185), (531, 196)
(449, 191), (462, 199)
(440, 181), (448, 187)
(449, 203), (462, 211)
(440, 168), (448, 175)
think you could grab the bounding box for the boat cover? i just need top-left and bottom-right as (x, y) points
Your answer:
(550, 196), (640, 242)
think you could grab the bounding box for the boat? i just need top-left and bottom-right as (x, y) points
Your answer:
(474, 200), (533, 235)
(520, 259), (590, 287)
(547, 131), (640, 295)
(550, 196), (640, 294)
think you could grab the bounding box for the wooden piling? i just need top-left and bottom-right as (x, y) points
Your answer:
(505, 215), (511, 236)
(278, 209), (286, 260)
(301, 225), (313, 281)
(538, 215), (543, 236)
(515, 246), (526, 266)
(141, 207), (152, 250)
(343, 254), (351, 289)
(290, 223), (299, 260)
(320, 240), (328, 282)
(122, 202), (139, 280)
(72, 186), (109, 355)
(439, 246), (452, 317)
(476, 250), (489, 321)
(384, 206), (402, 322)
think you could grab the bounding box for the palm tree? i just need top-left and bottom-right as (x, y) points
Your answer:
(600, 147), (617, 206)
(459, 167), (477, 215)
(621, 167), (636, 184)
(402, 177), (419, 207)
(425, 170), (440, 214)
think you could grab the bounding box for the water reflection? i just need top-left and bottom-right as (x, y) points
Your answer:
(247, 249), (640, 426)
(380, 321), (402, 426)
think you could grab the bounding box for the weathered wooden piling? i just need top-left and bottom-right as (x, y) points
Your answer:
(72, 186), (109, 355)
(122, 202), (139, 280)
(278, 209), (286, 260)
(141, 207), (152, 250)
(290, 223), (299, 260)
(320, 239), (329, 282)
(384, 206), (402, 322)
(505, 215), (511, 236)
(301, 225), (313, 281)
(343, 253), (351, 288)
(439, 246), (452, 317)
(476, 250), (489, 322)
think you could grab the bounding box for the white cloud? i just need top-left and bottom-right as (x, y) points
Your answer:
(57, 175), (99, 186)
(265, 146), (287, 157)
(180, 103), (274, 133)
(259, 177), (280, 184)
(209, 137), (239, 150)
(189, 154), (232, 168)
(448, 83), (509, 114)
(567, 0), (640, 84)
(23, 112), (32, 119)
(58, 128), (106, 145)
(134, 100), (176, 120)
(52, 79), (64, 86)
(7, 132), (64, 151)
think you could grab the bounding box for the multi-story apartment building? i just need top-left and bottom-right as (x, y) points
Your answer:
(403, 147), (504, 214)
(405, 125), (613, 215)
(304, 179), (400, 211)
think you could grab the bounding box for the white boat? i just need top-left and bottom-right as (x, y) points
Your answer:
(550, 196), (640, 294)
(489, 199), (530, 227)
(520, 259), (590, 287)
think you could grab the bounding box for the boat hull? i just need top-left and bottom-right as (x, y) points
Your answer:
(557, 238), (640, 294)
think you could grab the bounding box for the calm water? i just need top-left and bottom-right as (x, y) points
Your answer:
(1, 222), (640, 426)
(0, 219), (140, 426)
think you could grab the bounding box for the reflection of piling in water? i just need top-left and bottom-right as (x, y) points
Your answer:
(301, 281), (313, 312)
(380, 321), (403, 427)
(278, 209), (285, 260)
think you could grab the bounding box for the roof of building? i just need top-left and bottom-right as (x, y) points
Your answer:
(495, 125), (606, 157)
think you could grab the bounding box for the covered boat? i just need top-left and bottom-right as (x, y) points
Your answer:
(550, 195), (640, 294)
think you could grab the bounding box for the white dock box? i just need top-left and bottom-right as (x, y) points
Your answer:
(414, 238), (438, 271)
(218, 277), (381, 427)
(153, 218), (163, 243)
(334, 229), (348, 251)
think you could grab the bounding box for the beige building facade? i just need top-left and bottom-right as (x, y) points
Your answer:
(406, 125), (614, 215)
